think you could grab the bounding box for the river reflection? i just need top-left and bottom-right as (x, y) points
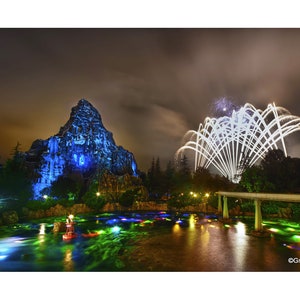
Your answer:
(0, 212), (300, 271)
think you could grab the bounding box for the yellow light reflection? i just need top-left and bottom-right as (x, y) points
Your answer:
(63, 248), (74, 271)
(38, 234), (45, 244)
(172, 223), (181, 234)
(233, 221), (247, 270)
(189, 214), (196, 229)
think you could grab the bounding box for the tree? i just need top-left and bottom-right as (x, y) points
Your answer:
(82, 179), (106, 210)
(175, 155), (192, 192)
(261, 149), (296, 193)
(238, 149), (300, 193)
(239, 165), (274, 192)
(96, 170), (147, 205)
(50, 175), (80, 200)
(193, 167), (214, 192)
(163, 160), (176, 198)
(145, 157), (164, 200)
(0, 143), (33, 204)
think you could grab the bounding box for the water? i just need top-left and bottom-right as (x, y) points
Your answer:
(0, 211), (300, 271)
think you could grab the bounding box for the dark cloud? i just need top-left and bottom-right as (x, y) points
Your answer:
(1, 28), (300, 171)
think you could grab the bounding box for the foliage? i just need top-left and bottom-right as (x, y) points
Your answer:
(81, 180), (106, 211)
(50, 175), (81, 200)
(119, 189), (137, 207)
(144, 156), (193, 201)
(239, 165), (274, 192)
(239, 149), (300, 193)
(239, 200), (254, 212)
(24, 195), (77, 211)
(96, 170), (147, 204)
(83, 229), (145, 271)
(84, 194), (106, 211)
(0, 143), (33, 208)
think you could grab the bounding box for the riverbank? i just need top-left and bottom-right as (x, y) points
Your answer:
(0, 200), (286, 226)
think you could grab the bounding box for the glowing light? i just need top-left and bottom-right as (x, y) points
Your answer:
(291, 235), (300, 242)
(172, 223), (181, 233)
(96, 192), (100, 197)
(63, 248), (74, 271)
(131, 159), (138, 176)
(235, 222), (246, 235)
(269, 228), (279, 233)
(189, 214), (196, 229)
(39, 223), (46, 235)
(112, 226), (121, 233)
(68, 214), (74, 221)
(142, 220), (153, 224)
(176, 103), (300, 182)
(43, 195), (48, 200)
(205, 193), (210, 198)
(286, 227), (296, 232)
(79, 154), (85, 166)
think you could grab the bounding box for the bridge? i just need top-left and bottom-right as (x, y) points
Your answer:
(215, 191), (300, 232)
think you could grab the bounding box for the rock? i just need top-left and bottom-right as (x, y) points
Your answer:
(2, 210), (19, 224)
(53, 221), (66, 233)
(230, 204), (242, 216)
(25, 99), (139, 199)
(278, 205), (293, 219)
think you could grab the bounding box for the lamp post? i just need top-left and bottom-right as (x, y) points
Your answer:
(204, 192), (210, 213)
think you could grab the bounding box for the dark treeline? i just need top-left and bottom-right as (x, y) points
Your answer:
(239, 149), (300, 193)
(141, 155), (235, 208)
(1, 143), (300, 218)
(0, 143), (32, 207)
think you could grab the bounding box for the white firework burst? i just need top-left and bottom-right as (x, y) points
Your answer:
(176, 103), (300, 183)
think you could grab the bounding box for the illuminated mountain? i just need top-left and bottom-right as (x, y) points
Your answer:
(26, 99), (138, 199)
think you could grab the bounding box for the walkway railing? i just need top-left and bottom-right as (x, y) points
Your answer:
(216, 191), (300, 232)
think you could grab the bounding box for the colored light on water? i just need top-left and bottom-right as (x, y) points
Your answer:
(189, 215), (195, 228)
(291, 235), (300, 242)
(286, 227), (296, 232)
(112, 226), (121, 233)
(0, 255), (7, 260)
(39, 223), (46, 235)
(0, 247), (9, 253)
(172, 223), (181, 233)
(143, 220), (153, 224)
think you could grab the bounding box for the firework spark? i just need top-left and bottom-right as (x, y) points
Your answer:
(176, 103), (300, 182)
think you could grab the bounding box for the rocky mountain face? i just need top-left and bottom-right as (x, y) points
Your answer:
(26, 99), (138, 199)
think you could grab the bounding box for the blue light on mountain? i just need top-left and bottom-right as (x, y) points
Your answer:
(79, 154), (85, 166)
(28, 99), (139, 199)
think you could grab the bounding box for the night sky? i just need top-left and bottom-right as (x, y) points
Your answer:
(2, 28), (300, 172)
